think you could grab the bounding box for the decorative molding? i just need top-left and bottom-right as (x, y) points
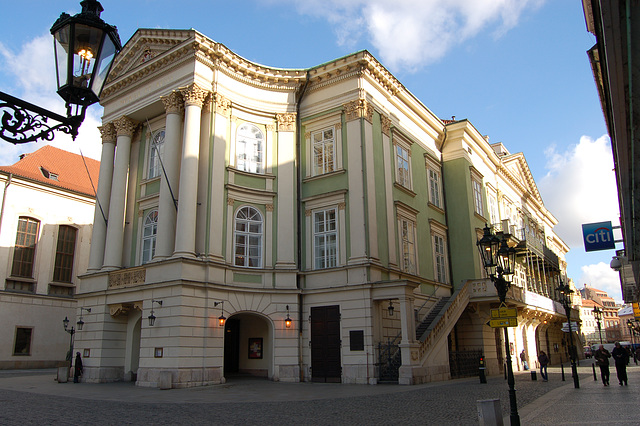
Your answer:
(335, 122), (342, 130)
(266, 204), (274, 212)
(338, 202), (346, 210)
(276, 113), (296, 132)
(304, 132), (311, 139)
(227, 197), (235, 206)
(305, 209), (312, 217)
(109, 302), (143, 317)
(179, 83), (211, 108)
(213, 93), (231, 117)
(381, 115), (392, 137)
(98, 123), (117, 144)
(343, 98), (373, 122)
(108, 267), (146, 289)
(266, 123), (276, 132)
(161, 91), (184, 115)
(112, 116), (139, 138)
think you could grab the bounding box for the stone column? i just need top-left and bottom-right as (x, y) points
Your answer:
(275, 113), (296, 268)
(103, 116), (138, 270)
(154, 91), (184, 260)
(87, 123), (116, 271)
(381, 115), (397, 268)
(173, 83), (210, 257)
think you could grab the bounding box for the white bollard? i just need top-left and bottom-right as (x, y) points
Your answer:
(477, 399), (503, 426)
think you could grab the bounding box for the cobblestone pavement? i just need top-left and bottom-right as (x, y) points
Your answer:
(1, 365), (638, 425)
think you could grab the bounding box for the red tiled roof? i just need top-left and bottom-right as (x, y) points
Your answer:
(0, 146), (99, 198)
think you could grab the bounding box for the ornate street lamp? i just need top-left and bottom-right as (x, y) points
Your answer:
(557, 281), (579, 389)
(148, 299), (163, 326)
(214, 301), (226, 327)
(477, 224), (520, 426)
(62, 316), (77, 368)
(593, 306), (604, 344)
(0, 0), (121, 144)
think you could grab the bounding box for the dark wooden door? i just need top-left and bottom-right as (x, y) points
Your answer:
(224, 318), (240, 375)
(311, 305), (341, 382)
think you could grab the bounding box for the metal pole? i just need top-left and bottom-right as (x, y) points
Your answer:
(566, 307), (580, 388)
(496, 274), (520, 426)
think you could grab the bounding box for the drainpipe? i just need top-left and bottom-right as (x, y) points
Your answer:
(437, 125), (455, 297)
(0, 173), (12, 239)
(295, 71), (311, 382)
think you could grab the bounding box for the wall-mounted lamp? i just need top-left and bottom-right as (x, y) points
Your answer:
(76, 307), (92, 331)
(214, 301), (226, 326)
(148, 299), (162, 326)
(388, 300), (394, 316)
(285, 305), (292, 328)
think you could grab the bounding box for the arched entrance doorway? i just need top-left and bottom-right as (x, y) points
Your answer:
(223, 312), (272, 379)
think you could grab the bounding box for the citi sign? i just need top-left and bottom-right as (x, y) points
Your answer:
(582, 221), (615, 252)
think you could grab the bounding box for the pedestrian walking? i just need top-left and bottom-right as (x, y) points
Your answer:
(73, 352), (83, 383)
(612, 342), (629, 385)
(538, 350), (549, 382)
(594, 344), (611, 386)
(520, 349), (528, 370)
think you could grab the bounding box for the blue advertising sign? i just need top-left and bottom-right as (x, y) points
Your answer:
(582, 221), (615, 252)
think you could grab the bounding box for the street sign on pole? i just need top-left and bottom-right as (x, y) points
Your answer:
(487, 318), (518, 328)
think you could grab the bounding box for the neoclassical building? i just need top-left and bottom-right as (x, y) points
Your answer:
(76, 28), (575, 388)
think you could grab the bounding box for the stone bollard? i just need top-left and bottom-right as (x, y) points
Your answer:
(57, 366), (69, 383)
(477, 399), (503, 426)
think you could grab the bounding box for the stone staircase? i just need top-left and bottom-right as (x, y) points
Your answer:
(416, 296), (450, 340)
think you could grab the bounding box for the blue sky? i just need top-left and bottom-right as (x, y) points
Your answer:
(0, 0), (623, 301)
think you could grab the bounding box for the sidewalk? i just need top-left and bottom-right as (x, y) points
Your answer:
(0, 364), (638, 424)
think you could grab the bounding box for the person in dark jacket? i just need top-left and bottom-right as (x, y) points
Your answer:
(538, 351), (549, 381)
(611, 342), (629, 385)
(73, 352), (83, 383)
(594, 344), (611, 386)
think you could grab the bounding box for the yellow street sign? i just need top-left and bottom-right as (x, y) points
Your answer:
(490, 307), (517, 319)
(487, 318), (518, 328)
(633, 302), (640, 320)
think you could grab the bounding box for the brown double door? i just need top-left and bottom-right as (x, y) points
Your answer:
(310, 305), (342, 382)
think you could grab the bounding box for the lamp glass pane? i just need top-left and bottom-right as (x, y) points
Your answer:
(53, 26), (71, 90)
(72, 24), (102, 90)
(91, 34), (116, 98)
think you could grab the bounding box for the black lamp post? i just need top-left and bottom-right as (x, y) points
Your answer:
(62, 316), (82, 368)
(593, 306), (604, 344)
(557, 281), (579, 389)
(477, 224), (520, 426)
(0, 0), (121, 144)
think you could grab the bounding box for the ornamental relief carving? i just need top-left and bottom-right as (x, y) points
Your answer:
(99, 123), (117, 143)
(108, 267), (146, 289)
(343, 99), (373, 123)
(180, 83), (211, 108)
(213, 93), (231, 116)
(161, 91), (184, 115)
(381, 115), (392, 137)
(112, 116), (140, 138)
(277, 113), (296, 132)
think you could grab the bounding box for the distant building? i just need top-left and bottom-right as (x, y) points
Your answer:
(580, 285), (620, 343)
(0, 146), (99, 368)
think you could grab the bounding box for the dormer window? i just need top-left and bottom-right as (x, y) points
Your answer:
(40, 167), (59, 181)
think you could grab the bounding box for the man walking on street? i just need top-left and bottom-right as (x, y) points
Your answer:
(595, 344), (611, 386)
(538, 350), (549, 382)
(612, 342), (629, 385)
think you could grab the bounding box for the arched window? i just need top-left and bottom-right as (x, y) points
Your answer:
(236, 123), (264, 174)
(148, 130), (165, 179)
(141, 210), (158, 264)
(234, 206), (263, 268)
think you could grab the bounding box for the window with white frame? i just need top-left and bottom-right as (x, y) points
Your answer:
(433, 233), (447, 283)
(314, 208), (337, 269)
(472, 178), (483, 216)
(488, 193), (498, 225)
(234, 206), (263, 268)
(399, 217), (416, 274)
(236, 123), (264, 174)
(425, 156), (442, 208)
(141, 210), (158, 264)
(312, 127), (335, 176)
(396, 143), (412, 189)
(148, 130), (165, 179)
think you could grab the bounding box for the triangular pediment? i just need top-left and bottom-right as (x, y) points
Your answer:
(106, 28), (198, 83)
(501, 152), (544, 206)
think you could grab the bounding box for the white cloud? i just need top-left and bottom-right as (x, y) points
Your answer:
(578, 262), (623, 303)
(0, 33), (102, 165)
(277, 0), (545, 71)
(538, 134), (619, 248)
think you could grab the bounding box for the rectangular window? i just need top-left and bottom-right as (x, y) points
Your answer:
(488, 194), (498, 225)
(313, 128), (335, 176)
(428, 168), (442, 208)
(400, 218), (416, 274)
(472, 179), (484, 216)
(434, 234), (447, 283)
(11, 217), (39, 278)
(396, 144), (411, 188)
(53, 225), (77, 283)
(13, 327), (32, 356)
(314, 208), (337, 269)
